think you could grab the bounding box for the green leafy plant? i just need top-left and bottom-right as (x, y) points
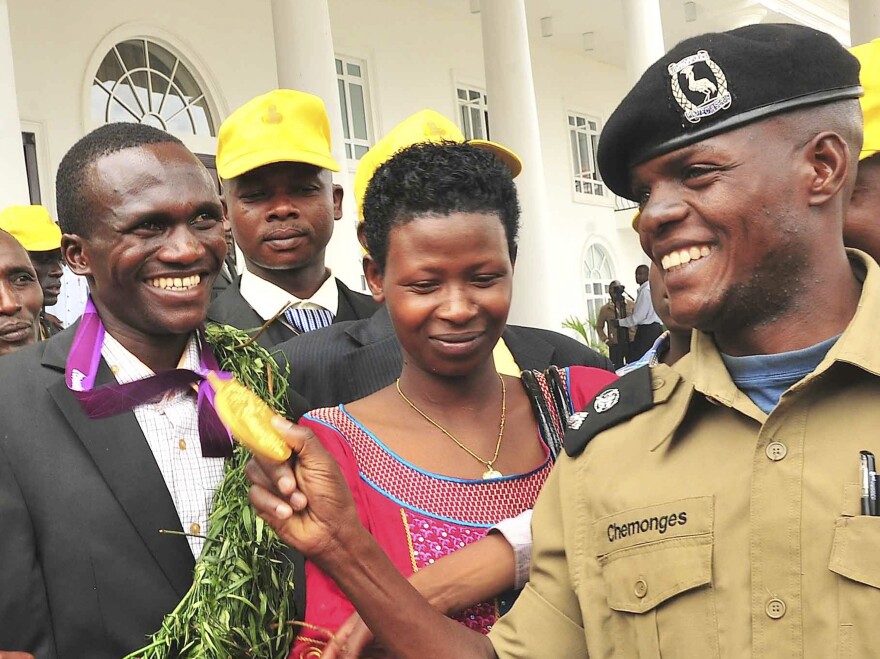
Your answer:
(562, 313), (609, 357)
(125, 323), (297, 659)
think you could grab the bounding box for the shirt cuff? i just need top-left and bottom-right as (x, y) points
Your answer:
(490, 510), (533, 590)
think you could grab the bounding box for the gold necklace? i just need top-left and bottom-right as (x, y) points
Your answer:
(395, 374), (506, 479)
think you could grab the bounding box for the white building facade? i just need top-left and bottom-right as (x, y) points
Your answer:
(0, 0), (869, 339)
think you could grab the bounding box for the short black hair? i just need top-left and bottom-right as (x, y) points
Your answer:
(636, 264), (649, 276)
(362, 141), (520, 273)
(56, 123), (184, 236)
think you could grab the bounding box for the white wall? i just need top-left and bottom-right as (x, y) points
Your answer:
(8, 0), (646, 331)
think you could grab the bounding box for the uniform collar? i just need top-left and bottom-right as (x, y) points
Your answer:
(239, 268), (339, 321)
(686, 250), (880, 418)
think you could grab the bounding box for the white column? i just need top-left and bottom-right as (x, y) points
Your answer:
(479, 0), (553, 329)
(0, 0), (29, 206)
(850, 0), (880, 47)
(622, 0), (665, 83)
(270, 0), (362, 288)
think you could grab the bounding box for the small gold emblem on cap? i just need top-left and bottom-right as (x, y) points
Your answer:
(263, 104), (283, 125)
(668, 50), (732, 124)
(424, 120), (447, 137)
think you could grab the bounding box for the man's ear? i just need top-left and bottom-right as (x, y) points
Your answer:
(806, 131), (851, 207)
(62, 234), (91, 277)
(333, 184), (344, 221)
(363, 254), (385, 302)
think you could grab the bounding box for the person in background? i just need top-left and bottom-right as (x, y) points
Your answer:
(845, 38), (880, 262)
(0, 229), (42, 358)
(594, 279), (633, 369)
(0, 205), (65, 338)
(617, 263), (663, 362)
(208, 89), (378, 348)
(617, 263), (690, 373)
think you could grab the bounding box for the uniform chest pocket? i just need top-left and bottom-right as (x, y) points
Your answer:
(828, 516), (880, 659)
(594, 496), (720, 659)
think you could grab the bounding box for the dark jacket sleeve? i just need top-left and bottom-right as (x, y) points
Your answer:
(0, 440), (57, 658)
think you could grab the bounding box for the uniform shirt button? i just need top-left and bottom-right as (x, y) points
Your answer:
(634, 578), (648, 599)
(178, 439), (187, 451)
(189, 522), (201, 536)
(765, 597), (786, 619)
(766, 441), (787, 461)
(651, 376), (665, 391)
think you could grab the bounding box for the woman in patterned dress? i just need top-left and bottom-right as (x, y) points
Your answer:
(290, 142), (615, 658)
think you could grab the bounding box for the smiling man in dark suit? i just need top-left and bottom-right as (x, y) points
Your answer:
(0, 122), (306, 658)
(208, 90), (379, 348)
(275, 110), (612, 408)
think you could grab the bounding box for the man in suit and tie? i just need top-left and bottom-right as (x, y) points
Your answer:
(275, 110), (613, 408)
(208, 90), (379, 348)
(0, 122), (306, 658)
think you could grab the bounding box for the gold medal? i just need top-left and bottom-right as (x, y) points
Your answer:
(482, 468), (503, 479)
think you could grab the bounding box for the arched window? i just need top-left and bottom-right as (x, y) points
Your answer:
(582, 242), (616, 344)
(90, 39), (215, 136)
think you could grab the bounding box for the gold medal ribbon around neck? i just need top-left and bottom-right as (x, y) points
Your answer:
(395, 373), (506, 479)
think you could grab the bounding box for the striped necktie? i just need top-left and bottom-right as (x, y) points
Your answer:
(284, 306), (334, 333)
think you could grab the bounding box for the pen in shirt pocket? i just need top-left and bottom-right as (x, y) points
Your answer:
(860, 450), (878, 516)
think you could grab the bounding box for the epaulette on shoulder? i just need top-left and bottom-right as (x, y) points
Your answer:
(564, 366), (654, 457)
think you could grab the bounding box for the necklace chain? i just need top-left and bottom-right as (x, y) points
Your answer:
(395, 374), (506, 479)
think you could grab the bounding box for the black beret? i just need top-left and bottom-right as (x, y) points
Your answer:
(598, 23), (863, 200)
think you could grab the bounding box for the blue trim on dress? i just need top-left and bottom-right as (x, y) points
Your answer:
(333, 405), (551, 483)
(359, 473), (497, 528)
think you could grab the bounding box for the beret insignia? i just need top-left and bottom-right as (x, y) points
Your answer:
(564, 366), (654, 457)
(668, 50), (732, 124)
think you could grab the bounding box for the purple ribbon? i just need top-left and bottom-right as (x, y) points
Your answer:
(66, 298), (234, 458)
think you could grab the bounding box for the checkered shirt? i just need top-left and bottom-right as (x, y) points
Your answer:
(101, 332), (226, 558)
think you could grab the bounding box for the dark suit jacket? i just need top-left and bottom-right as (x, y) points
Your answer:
(207, 276), (380, 350)
(274, 305), (615, 409)
(0, 328), (306, 659)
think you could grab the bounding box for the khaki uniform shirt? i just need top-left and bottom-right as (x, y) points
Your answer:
(490, 251), (880, 658)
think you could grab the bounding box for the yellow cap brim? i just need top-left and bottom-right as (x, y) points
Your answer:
(219, 148), (340, 180)
(469, 139), (523, 178)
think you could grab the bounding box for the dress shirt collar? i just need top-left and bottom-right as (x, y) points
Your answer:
(101, 331), (200, 387)
(239, 268), (339, 321)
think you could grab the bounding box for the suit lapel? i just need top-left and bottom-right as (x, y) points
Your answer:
(503, 325), (556, 372)
(43, 331), (195, 598)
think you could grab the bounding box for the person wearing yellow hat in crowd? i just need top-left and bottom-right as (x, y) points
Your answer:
(207, 89), (379, 348)
(275, 109), (612, 409)
(0, 205), (65, 339)
(845, 38), (880, 262)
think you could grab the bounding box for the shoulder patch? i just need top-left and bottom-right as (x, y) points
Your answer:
(564, 366), (654, 457)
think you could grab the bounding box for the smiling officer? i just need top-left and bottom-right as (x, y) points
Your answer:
(244, 23), (880, 659)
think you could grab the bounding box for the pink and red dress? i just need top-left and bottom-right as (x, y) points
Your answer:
(290, 366), (616, 658)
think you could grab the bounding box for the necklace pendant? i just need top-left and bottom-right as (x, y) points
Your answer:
(482, 468), (503, 480)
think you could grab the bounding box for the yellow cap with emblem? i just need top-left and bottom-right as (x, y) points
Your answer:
(851, 39), (880, 160)
(0, 205), (62, 252)
(216, 89), (340, 180)
(354, 109), (522, 223)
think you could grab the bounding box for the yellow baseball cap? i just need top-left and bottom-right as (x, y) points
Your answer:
(217, 89), (341, 180)
(354, 109), (523, 222)
(852, 39), (880, 160)
(0, 205), (62, 251)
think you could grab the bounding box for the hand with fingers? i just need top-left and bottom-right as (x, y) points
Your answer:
(320, 611), (385, 659)
(245, 415), (363, 564)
